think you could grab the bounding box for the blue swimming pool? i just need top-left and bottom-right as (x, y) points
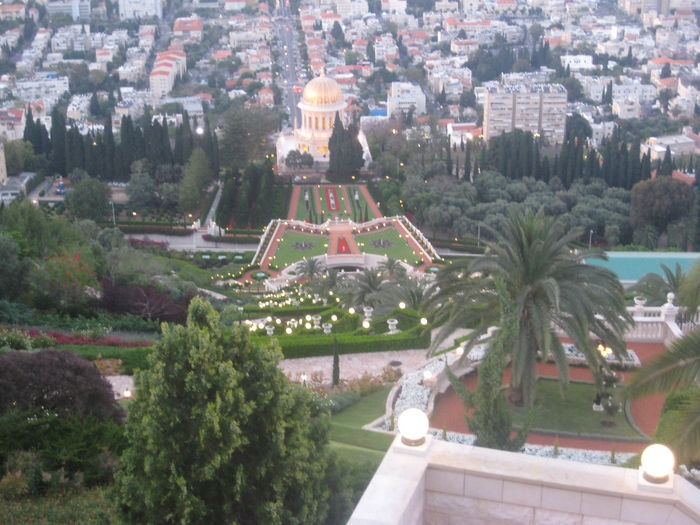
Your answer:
(585, 252), (700, 282)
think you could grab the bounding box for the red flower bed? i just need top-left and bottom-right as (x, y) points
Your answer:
(325, 187), (339, 211)
(27, 329), (152, 347)
(337, 236), (351, 254)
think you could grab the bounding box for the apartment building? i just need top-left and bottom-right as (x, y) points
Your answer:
(483, 84), (567, 144)
(387, 82), (426, 116)
(118, 0), (162, 20)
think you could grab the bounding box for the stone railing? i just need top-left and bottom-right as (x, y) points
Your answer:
(251, 219), (280, 267)
(348, 437), (700, 525)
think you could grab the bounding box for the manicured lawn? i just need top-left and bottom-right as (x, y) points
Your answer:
(58, 344), (153, 374)
(1, 486), (116, 524)
(509, 378), (649, 440)
(346, 185), (379, 220)
(152, 255), (248, 292)
(294, 186), (317, 221)
(329, 442), (386, 467)
(317, 185), (349, 217)
(354, 229), (422, 266)
(269, 231), (328, 269)
(330, 386), (394, 452)
(293, 185), (380, 222)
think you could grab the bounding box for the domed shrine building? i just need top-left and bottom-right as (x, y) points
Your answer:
(276, 74), (371, 171)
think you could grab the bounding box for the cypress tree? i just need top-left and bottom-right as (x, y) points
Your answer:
(49, 108), (67, 176)
(173, 125), (184, 165)
(104, 118), (115, 180)
(182, 110), (193, 162)
(332, 337), (340, 387)
(464, 142), (471, 180)
(627, 139), (641, 188)
(328, 112), (345, 176)
(23, 105), (34, 146)
(641, 151), (651, 180)
(161, 118), (173, 165)
(446, 139), (452, 176)
(660, 146), (673, 177)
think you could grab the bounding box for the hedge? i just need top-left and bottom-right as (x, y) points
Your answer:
(203, 234), (261, 244)
(25, 174), (46, 195)
(244, 304), (332, 316)
(252, 326), (430, 359)
(118, 225), (193, 236)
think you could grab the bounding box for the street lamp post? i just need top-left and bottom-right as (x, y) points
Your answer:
(589, 229), (593, 249)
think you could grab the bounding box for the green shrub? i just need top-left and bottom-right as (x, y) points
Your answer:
(0, 300), (32, 324)
(662, 386), (697, 413)
(5, 451), (44, 496)
(0, 329), (32, 351)
(327, 391), (361, 414)
(0, 410), (126, 488)
(30, 312), (160, 334)
(253, 326), (430, 359)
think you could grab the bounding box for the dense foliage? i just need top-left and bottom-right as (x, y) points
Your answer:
(113, 298), (345, 524)
(0, 349), (124, 423)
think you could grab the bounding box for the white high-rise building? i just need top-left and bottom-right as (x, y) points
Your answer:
(483, 83), (567, 144)
(119, 0), (162, 20)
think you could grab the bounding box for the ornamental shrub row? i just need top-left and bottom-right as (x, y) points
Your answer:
(118, 224), (193, 236)
(203, 234), (261, 244)
(253, 326), (430, 359)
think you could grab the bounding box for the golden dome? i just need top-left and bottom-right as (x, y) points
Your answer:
(302, 75), (343, 106)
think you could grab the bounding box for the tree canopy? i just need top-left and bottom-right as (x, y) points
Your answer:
(114, 298), (338, 524)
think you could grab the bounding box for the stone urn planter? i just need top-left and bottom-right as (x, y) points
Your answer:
(634, 296), (647, 307)
(322, 323), (333, 335)
(363, 306), (374, 320)
(387, 318), (399, 334)
(265, 325), (275, 336)
(312, 315), (322, 329)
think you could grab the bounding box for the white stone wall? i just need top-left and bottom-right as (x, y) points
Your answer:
(349, 437), (700, 525)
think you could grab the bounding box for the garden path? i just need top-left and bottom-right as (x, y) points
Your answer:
(341, 186), (352, 214)
(358, 185), (382, 217)
(288, 185), (301, 220)
(327, 224), (360, 255)
(107, 328), (470, 400)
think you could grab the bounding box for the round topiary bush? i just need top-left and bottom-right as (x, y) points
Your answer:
(0, 349), (124, 423)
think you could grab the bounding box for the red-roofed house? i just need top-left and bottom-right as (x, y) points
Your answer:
(173, 17), (203, 43)
(656, 76), (678, 93)
(0, 109), (25, 140)
(212, 49), (232, 61)
(258, 88), (274, 107)
(0, 4), (25, 21)
(651, 169), (696, 185)
(320, 12), (341, 31)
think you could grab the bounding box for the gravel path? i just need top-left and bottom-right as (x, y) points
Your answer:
(107, 328), (470, 398)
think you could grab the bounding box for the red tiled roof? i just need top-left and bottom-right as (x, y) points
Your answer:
(173, 18), (203, 32)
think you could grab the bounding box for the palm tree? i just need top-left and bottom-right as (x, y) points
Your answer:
(377, 257), (407, 280)
(631, 263), (685, 306)
(343, 268), (388, 308)
(626, 260), (700, 462)
(295, 257), (325, 281)
(374, 275), (435, 315)
(432, 209), (631, 408)
(625, 328), (700, 463)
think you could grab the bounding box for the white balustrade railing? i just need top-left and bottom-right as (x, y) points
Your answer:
(252, 219), (280, 267)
